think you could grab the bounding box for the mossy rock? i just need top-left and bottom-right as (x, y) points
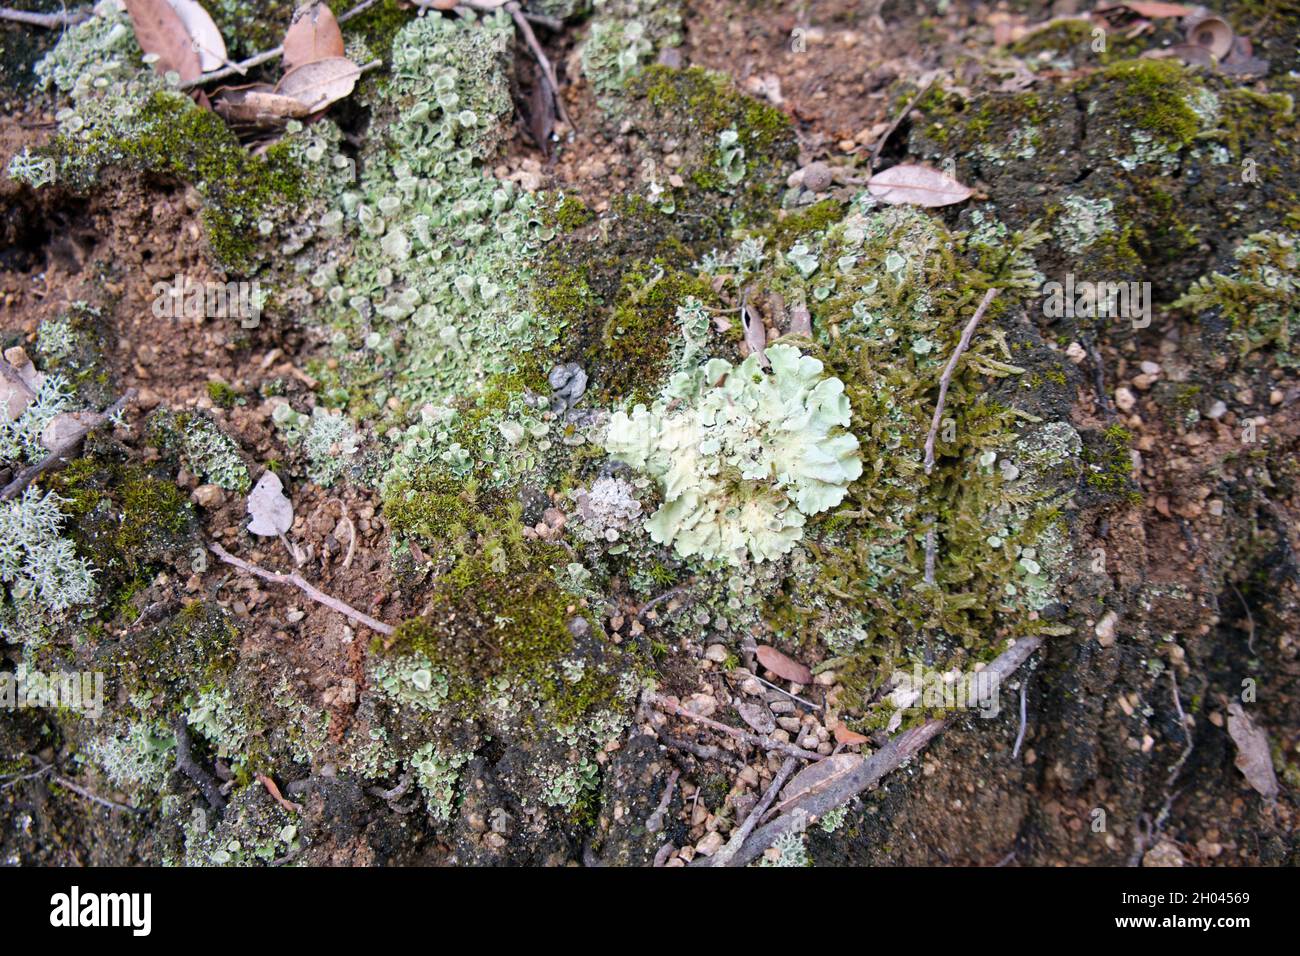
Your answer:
(40, 453), (196, 616)
(908, 63), (1300, 326)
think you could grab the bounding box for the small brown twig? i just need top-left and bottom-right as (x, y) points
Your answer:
(1012, 677), (1029, 759)
(923, 288), (999, 475)
(0, 6), (89, 28)
(173, 715), (227, 812)
(208, 540), (395, 635)
(650, 693), (824, 762)
(1, 390), (135, 500)
(257, 773), (303, 814)
(869, 74), (935, 171)
(504, 1), (573, 131)
(709, 756), (797, 868)
(645, 768), (680, 834)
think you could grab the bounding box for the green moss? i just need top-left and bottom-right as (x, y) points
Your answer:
(49, 90), (305, 270)
(591, 265), (715, 402)
(635, 65), (793, 158)
(764, 200), (847, 248)
(41, 456), (194, 610)
(206, 380), (240, 409)
(107, 601), (240, 706)
(384, 542), (622, 724)
(383, 472), (481, 546)
(548, 194), (597, 231)
(341, 0), (415, 61)
(1098, 59), (1200, 149)
(1083, 424), (1142, 502)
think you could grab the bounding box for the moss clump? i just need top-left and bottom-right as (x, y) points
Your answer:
(41, 456), (194, 609)
(382, 472), (482, 546)
(1097, 59), (1200, 149)
(383, 543), (623, 725)
(1083, 424), (1142, 502)
(338, 0), (415, 62)
(635, 66), (792, 158)
(764, 200), (848, 249)
(591, 265), (715, 402)
(106, 601), (240, 707)
(206, 380), (240, 409)
(1175, 231), (1299, 361)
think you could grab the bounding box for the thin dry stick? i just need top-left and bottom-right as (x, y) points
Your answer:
(1, 390), (135, 500)
(923, 287), (1000, 475)
(650, 693), (824, 762)
(173, 715), (227, 811)
(1012, 677), (1028, 759)
(208, 540), (395, 635)
(696, 633), (1044, 867)
(645, 768), (680, 834)
(710, 756), (797, 867)
(752, 674), (821, 711)
(505, 1), (574, 131)
(869, 74), (935, 170)
(0, 6), (88, 28)
(181, 0), (380, 88)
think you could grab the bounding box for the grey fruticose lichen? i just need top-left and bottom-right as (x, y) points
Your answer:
(605, 344), (862, 564)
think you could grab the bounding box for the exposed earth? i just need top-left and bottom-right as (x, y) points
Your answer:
(1, 0), (1297, 867)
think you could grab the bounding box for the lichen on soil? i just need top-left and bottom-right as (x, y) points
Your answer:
(1, 0), (1297, 868)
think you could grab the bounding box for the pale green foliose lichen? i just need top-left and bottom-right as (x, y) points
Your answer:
(605, 344), (862, 564)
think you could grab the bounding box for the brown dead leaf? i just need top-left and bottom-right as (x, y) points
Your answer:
(168, 0), (228, 73)
(214, 85), (311, 125)
(773, 753), (860, 815)
(123, 0), (203, 84)
(787, 303), (812, 337)
(40, 411), (100, 451)
(867, 163), (972, 208)
(283, 2), (345, 73)
(276, 56), (362, 113)
(1098, 1), (1194, 16)
(1226, 702), (1279, 800)
(736, 701), (776, 735)
(0, 361), (35, 422)
(755, 644), (812, 684)
(831, 720), (870, 746)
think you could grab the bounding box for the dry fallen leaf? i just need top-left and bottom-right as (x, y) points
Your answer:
(167, 0), (228, 73)
(736, 701), (776, 735)
(214, 85), (312, 125)
(830, 720), (870, 746)
(787, 303), (812, 337)
(275, 56), (363, 113)
(1098, 1), (1194, 16)
(867, 163), (973, 208)
(773, 754), (860, 815)
(40, 411), (100, 451)
(755, 644), (812, 684)
(0, 362), (35, 422)
(283, 2), (345, 73)
(1226, 702), (1279, 800)
(122, 0), (203, 84)
(247, 470), (295, 537)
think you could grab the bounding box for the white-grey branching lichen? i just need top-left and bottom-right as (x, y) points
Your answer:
(605, 344), (862, 564)
(0, 488), (97, 618)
